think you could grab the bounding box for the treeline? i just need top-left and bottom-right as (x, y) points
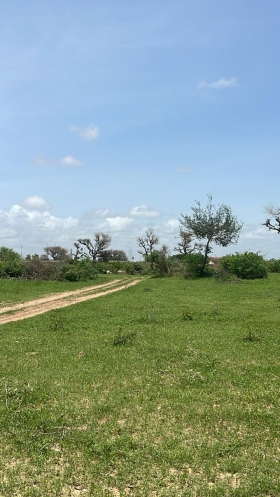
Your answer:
(1, 195), (279, 281)
(0, 246), (149, 281)
(1, 245), (280, 282)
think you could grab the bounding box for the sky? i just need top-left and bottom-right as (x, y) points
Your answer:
(1, 0), (280, 260)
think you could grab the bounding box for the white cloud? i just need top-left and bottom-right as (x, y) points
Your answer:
(83, 208), (110, 219)
(0, 228), (17, 239)
(164, 219), (180, 231)
(177, 165), (191, 173)
(60, 155), (82, 167)
(70, 124), (100, 141)
(130, 205), (160, 218)
(21, 195), (51, 211)
(106, 216), (133, 231)
(35, 155), (83, 167)
(197, 77), (238, 90)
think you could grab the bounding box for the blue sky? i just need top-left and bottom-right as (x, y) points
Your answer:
(1, 0), (280, 259)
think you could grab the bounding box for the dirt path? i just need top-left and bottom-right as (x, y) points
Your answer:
(0, 278), (142, 325)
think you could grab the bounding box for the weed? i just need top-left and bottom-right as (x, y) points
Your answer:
(182, 308), (193, 320)
(113, 327), (137, 346)
(243, 327), (260, 342)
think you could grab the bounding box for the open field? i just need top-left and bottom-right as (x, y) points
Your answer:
(0, 278), (142, 325)
(1, 275), (280, 496)
(0, 276), (118, 308)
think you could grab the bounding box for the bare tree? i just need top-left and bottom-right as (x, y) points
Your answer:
(72, 242), (85, 260)
(263, 204), (280, 234)
(44, 245), (70, 261)
(78, 232), (112, 261)
(137, 229), (159, 260)
(175, 228), (203, 255)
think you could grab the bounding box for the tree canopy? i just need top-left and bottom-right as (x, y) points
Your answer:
(44, 245), (70, 261)
(78, 232), (112, 261)
(179, 195), (243, 276)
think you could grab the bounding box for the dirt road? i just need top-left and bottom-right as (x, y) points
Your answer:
(0, 278), (142, 325)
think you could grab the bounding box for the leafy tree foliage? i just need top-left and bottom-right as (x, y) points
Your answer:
(78, 232), (112, 261)
(179, 195), (243, 276)
(266, 258), (280, 273)
(44, 245), (70, 261)
(263, 204), (280, 234)
(220, 252), (268, 279)
(184, 252), (210, 278)
(100, 249), (128, 262)
(0, 246), (23, 277)
(58, 259), (97, 282)
(137, 229), (159, 260)
(148, 245), (170, 277)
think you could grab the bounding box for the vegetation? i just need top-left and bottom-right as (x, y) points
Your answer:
(263, 204), (280, 234)
(0, 246), (23, 278)
(0, 275), (280, 495)
(77, 233), (112, 261)
(137, 228), (159, 260)
(179, 195), (243, 276)
(43, 245), (70, 261)
(220, 252), (268, 280)
(174, 228), (203, 255)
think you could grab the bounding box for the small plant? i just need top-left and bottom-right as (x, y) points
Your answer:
(113, 327), (136, 346)
(182, 308), (193, 320)
(243, 327), (260, 342)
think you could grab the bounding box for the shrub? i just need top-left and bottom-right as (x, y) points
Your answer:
(22, 260), (61, 280)
(184, 253), (211, 278)
(0, 247), (23, 278)
(266, 258), (280, 273)
(58, 259), (97, 281)
(220, 252), (268, 279)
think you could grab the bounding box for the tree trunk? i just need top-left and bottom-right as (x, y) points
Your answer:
(200, 240), (210, 276)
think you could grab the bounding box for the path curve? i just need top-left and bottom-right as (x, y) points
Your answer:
(0, 278), (142, 325)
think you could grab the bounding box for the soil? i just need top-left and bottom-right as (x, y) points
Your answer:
(0, 278), (142, 325)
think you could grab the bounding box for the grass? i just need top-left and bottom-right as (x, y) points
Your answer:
(0, 275), (117, 307)
(0, 274), (280, 496)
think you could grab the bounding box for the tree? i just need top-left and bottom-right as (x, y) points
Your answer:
(44, 245), (70, 261)
(72, 242), (85, 260)
(137, 229), (159, 260)
(174, 228), (203, 255)
(78, 232), (112, 262)
(0, 246), (23, 277)
(100, 249), (128, 262)
(263, 204), (280, 234)
(179, 195), (243, 276)
(148, 245), (170, 277)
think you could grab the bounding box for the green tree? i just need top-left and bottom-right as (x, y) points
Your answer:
(100, 249), (128, 262)
(44, 245), (70, 261)
(179, 195), (243, 276)
(0, 246), (23, 277)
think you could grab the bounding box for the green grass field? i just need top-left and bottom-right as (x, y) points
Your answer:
(0, 276), (116, 307)
(1, 275), (280, 496)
